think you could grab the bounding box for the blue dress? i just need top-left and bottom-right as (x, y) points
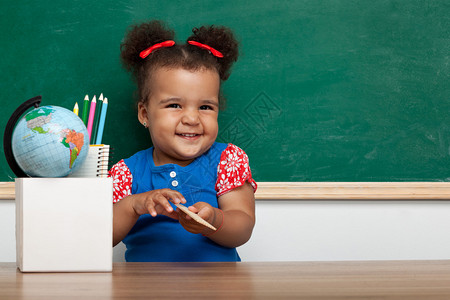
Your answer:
(121, 142), (240, 262)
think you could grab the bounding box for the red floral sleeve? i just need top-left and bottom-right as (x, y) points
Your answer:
(215, 144), (257, 197)
(108, 159), (133, 203)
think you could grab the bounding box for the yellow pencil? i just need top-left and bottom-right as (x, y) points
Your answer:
(73, 102), (79, 116)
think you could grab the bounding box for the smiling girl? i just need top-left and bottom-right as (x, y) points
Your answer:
(109, 20), (257, 262)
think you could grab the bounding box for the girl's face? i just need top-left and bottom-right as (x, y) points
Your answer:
(138, 67), (220, 167)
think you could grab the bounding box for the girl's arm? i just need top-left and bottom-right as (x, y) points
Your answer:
(113, 189), (186, 246)
(113, 195), (139, 246)
(178, 182), (255, 248)
(211, 182), (255, 248)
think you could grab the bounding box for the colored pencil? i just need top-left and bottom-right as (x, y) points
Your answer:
(81, 95), (89, 125)
(73, 102), (79, 116)
(95, 97), (108, 145)
(86, 95), (97, 140)
(91, 93), (103, 144)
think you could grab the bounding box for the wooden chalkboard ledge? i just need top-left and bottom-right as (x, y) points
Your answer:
(1, 181), (450, 200)
(1, 182), (15, 200)
(256, 182), (450, 200)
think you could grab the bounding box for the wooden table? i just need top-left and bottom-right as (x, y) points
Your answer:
(1, 261), (450, 299)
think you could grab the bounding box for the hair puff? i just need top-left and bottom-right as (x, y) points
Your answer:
(120, 20), (175, 77)
(187, 25), (239, 81)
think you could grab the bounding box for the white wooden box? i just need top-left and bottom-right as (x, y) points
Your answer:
(15, 178), (113, 272)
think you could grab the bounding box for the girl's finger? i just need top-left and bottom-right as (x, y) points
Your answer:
(146, 203), (157, 217)
(154, 194), (174, 213)
(197, 207), (210, 220)
(161, 189), (186, 204)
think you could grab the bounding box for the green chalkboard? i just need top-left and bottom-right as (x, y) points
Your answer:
(1, 1), (449, 182)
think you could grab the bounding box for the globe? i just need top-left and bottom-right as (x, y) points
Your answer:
(10, 104), (89, 177)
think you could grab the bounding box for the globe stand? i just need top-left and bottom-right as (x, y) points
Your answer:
(3, 95), (42, 177)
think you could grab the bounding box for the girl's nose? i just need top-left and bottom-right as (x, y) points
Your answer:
(181, 109), (200, 125)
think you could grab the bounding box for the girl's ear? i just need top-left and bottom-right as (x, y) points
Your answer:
(137, 101), (149, 126)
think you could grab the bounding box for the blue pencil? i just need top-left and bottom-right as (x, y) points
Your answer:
(95, 97), (108, 144)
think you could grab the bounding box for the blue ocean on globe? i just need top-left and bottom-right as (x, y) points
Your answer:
(11, 105), (89, 177)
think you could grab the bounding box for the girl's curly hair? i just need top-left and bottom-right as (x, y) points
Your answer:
(120, 20), (239, 106)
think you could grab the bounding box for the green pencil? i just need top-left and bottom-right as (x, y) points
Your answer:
(91, 93), (104, 144)
(81, 95), (89, 126)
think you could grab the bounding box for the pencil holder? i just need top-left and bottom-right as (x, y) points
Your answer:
(15, 178), (112, 272)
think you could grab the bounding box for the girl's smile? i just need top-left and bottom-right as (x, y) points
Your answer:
(138, 67), (220, 167)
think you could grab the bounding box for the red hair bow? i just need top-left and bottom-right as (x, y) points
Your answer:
(188, 40), (223, 58)
(139, 40), (176, 59)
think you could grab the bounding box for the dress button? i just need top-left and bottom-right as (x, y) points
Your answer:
(172, 180), (179, 187)
(170, 171), (176, 178)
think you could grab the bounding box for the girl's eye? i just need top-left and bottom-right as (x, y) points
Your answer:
(200, 105), (213, 110)
(167, 103), (181, 109)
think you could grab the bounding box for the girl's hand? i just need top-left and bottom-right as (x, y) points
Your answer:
(132, 189), (186, 220)
(177, 202), (219, 235)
